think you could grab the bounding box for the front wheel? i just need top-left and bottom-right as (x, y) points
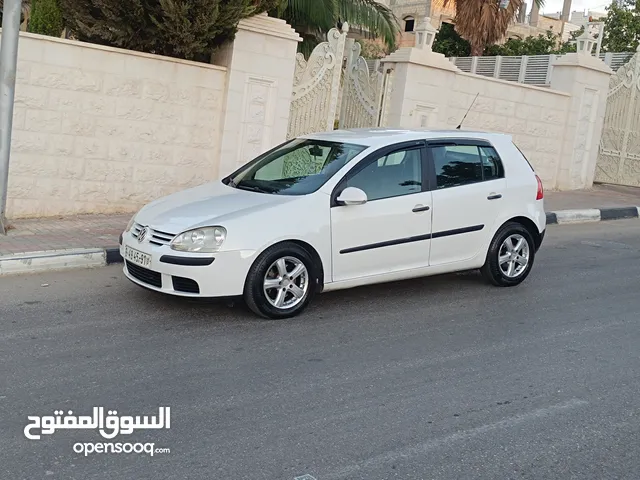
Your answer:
(481, 222), (536, 287)
(243, 242), (317, 319)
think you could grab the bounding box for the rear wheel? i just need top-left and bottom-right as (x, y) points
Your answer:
(481, 222), (536, 287)
(244, 242), (317, 319)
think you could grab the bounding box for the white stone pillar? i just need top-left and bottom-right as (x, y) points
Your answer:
(213, 14), (302, 178)
(549, 39), (612, 189)
(380, 40), (459, 129)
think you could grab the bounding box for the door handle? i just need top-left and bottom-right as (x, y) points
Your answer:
(412, 204), (430, 212)
(487, 193), (502, 200)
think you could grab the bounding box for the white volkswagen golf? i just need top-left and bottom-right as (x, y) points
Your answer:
(120, 128), (546, 319)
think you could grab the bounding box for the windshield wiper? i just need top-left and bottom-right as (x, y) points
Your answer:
(235, 184), (271, 194)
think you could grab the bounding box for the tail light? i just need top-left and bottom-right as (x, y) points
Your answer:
(535, 175), (544, 200)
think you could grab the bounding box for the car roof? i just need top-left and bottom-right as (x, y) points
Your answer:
(301, 128), (512, 148)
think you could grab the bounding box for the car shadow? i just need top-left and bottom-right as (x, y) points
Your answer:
(123, 269), (492, 325)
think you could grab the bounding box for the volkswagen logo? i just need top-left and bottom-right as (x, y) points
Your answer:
(138, 226), (149, 243)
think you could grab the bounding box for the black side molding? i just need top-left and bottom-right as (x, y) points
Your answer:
(159, 255), (215, 266)
(341, 233), (432, 254)
(340, 224), (484, 254)
(431, 224), (484, 239)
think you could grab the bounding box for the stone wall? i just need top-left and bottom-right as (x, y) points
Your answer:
(381, 42), (612, 189)
(1, 13), (301, 219)
(0, 14), (612, 218)
(3, 32), (226, 218)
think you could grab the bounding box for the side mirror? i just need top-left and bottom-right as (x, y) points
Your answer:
(336, 187), (367, 206)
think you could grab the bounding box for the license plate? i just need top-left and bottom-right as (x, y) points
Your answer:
(125, 245), (152, 268)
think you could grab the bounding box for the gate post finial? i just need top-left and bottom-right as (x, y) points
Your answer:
(415, 17), (438, 51)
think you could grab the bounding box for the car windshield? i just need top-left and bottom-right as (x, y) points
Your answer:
(223, 138), (368, 195)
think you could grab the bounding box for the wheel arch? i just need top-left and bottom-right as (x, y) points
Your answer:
(500, 216), (543, 251)
(249, 239), (326, 293)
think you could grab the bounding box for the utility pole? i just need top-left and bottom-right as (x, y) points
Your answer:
(0, 0), (22, 235)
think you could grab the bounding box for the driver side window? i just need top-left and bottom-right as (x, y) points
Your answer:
(344, 147), (423, 201)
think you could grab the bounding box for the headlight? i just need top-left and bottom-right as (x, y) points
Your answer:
(125, 214), (137, 232)
(170, 226), (227, 253)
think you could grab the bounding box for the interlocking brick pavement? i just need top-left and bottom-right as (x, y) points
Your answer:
(0, 213), (130, 256)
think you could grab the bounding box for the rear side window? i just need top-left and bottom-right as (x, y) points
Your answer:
(430, 144), (505, 189)
(513, 143), (535, 172)
(479, 146), (504, 181)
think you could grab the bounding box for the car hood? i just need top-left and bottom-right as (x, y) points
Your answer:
(135, 181), (296, 233)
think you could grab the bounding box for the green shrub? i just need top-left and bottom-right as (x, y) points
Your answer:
(59, 0), (280, 62)
(28, 0), (65, 38)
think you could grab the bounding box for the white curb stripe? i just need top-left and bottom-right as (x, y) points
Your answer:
(0, 248), (107, 276)
(554, 208), (601, 224)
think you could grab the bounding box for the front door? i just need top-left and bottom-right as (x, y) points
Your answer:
(330, 141), (433, 282)
(427, 140), (507, 266)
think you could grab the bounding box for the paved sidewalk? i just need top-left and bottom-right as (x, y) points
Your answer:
(0, 214), (130, 256)
(0, 183), (639, 259)
(545, 184), (640, 210)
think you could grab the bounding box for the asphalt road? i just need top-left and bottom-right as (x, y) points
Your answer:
(2, 220), (640, 480)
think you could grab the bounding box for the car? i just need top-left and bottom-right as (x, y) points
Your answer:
(120, 128), (546, 319)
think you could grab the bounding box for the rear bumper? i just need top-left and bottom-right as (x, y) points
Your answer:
(535, 229), (545, 252)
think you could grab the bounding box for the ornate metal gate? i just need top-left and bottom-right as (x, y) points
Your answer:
(594, 46), (640, 187)
(287, 25), (392, 140)
(339, 39), (392, 129)
(286, 25), (347, 139)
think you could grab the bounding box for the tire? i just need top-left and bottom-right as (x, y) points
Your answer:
(480, 222), (536, 287)
(243, 242), (318, 319)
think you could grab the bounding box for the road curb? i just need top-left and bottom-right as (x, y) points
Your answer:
(105, 247), (124, 265)
(0, 246), (122, 276)
(546, 206), (640, 225)
(1, 207), (639, 276)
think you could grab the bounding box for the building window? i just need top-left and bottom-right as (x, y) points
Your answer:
(404, 16), (415, 32)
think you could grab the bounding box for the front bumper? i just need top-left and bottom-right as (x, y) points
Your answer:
(120, 230), (255, 298)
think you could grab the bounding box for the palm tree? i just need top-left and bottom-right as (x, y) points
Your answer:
(0, 0), (31, 29)
(443, 0), (545, 56)
(269, 0), (400, 57)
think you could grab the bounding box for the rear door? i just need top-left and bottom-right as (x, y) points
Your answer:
(427, 139), (507, 266)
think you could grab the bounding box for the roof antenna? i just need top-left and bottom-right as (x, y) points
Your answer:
(456, 92), (479, 130)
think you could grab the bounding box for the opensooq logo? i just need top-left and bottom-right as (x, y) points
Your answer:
(24, 407), (170, 440)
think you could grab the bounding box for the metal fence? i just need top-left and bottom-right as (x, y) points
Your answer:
(365, 52), (633, 87)
(447, 52), (634, 86)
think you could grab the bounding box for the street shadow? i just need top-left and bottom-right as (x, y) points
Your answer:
(120, 268), (494, 326)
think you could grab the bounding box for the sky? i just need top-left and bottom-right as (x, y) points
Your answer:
(534, 0), (612, 15)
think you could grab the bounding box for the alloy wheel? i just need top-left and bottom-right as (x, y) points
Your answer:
(263, 256), (309, 309)
(498, 234), (530, 278)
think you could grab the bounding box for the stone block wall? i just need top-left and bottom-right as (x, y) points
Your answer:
(381, 46), (611, 189)
(2, 32), (227, 218)
(444, 73), (571, 187)
(1, 13), (301, 219)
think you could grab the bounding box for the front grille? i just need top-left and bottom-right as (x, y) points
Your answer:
(126, 261), (162, 288)
(172, 276), (200, 294)
(131, 223), (176, 246)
